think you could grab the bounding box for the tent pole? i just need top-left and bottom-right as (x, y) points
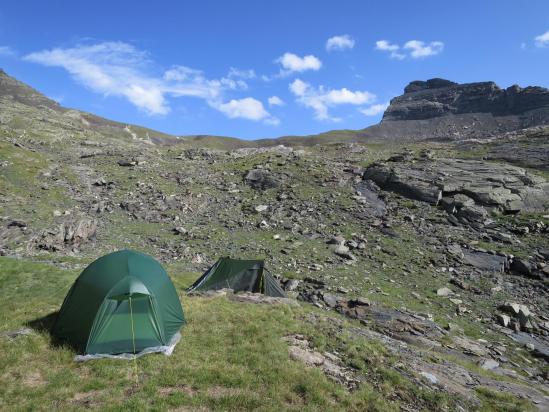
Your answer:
(129, 296), (139, 385)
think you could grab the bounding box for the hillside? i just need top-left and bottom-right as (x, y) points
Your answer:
(1, 70), (548, 411)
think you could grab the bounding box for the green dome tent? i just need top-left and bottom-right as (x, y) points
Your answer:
(187, 257), (287, 297)
(53, 250), (185, 357)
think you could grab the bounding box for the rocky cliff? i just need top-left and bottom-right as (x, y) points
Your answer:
(364, 78), (549, 141)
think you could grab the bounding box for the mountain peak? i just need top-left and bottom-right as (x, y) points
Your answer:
(0, 68), (61, 110)
(403, 78), (458, 94)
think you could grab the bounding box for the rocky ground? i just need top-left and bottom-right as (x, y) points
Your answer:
(1, 70), (549, 410)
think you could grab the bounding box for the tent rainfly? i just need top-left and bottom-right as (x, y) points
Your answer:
(187, 257), (287, 297)
(53, 250), (185, 357)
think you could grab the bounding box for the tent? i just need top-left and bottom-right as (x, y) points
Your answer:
(187, 257), (287, 297)
(53, 250), (185, 357)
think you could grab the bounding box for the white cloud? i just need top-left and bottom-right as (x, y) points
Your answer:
(359, 103), (389, 116)
(216, 97), (268, 120)
(535, 30), (549, 47)
(228, 67), (256, 79)
(277, 52), (322, 74)
(289, 78), (309, 96)
(289, 78), (376, 121)
(375, 39), (443, 59)
(375, 40), (405, 60)
(326, 35), (355, 51)
(268, 96), (285, 106)
(404, 40), (444, 58)
(25, 42), (170, 114)
(375, 40), (399, 52)
(0, 46), (16, 57)
(24, 41), (273, 123)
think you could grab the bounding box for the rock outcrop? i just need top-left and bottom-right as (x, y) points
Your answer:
(364, 78), (549, 140)
(37, 218), (97, 251)
(363, 156), (549, 218)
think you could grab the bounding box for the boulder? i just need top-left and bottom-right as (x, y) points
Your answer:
(462, 251), (507, 272)
(37, 218), (97, 251)
(284, 279), (300, 292)
(478, 359), (499, 371)
(244, 169), (279, 190)
(288, 346), (324, 366)
(436, 287), (453, 297)
(510, 258), (533, 276)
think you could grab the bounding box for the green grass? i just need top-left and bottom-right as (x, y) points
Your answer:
(2, 256), (467, 411)
(475, 387), (536, 412)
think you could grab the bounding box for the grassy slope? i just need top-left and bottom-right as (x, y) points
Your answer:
(0, 257), (536, 411)
(1, 257), (498, 412)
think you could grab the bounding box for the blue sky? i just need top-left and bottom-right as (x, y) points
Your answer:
(1, 1), (548, 139)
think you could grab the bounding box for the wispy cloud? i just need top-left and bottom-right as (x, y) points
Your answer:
(535, 30), (549, 47)
(24, 41), (276, 123)
(228, 67), (256, 79)
(375, 39), (443, 59)
(326, 35), (355, 51)
(0, 46), (16, 57)
(359, 103), (388, 116)
(404, 40), (444, 58)
(375, 40), (405, 60)
(289, 78), (375, 121)
(276, 52), (322, 75)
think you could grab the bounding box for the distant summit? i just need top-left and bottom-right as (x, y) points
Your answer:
(403, 78), (458, 94)
(0, 68), (62, 110)
(364, 78), (549, 140)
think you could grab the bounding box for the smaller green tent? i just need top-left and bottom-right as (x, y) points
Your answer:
(187, 257), (287, 297)
(53, 250), (185, 357)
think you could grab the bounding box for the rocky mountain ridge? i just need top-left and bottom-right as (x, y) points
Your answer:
(386, 78), (549, 120)
(4, 68), (549, 146)
(367, 78), (549, 141)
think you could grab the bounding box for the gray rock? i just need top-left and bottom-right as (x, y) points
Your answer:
(479, 359), (499, 370)
(451, 336), (488, 357)
(285, 279), (300, 291)
(351, 297), (371, 306)
(0, 327), (33, 339)
(419, 371), (438, 384)
(322, 293), (341, 308)
(363, 157), (549, 214)
(496, 314), (511, 328)
(437, 287), (453, 297)
(244, 169), (279, 190)
(462, 250), (507, 272)
(327, 235), (345, 245)
(117, 159), (137, 167)
(173, 227), (188, 235)
(229, 292), (298, 306)
(288, 346), (324, 366)
(7, 220), (26, 228)
(510, 332), (549, 361)
(446, 243), (464, 259)
(331, 244), (356, 260)
(354, 180), (387, 217)
(38, 218), (97, 251)
(510, 258), (533, 276)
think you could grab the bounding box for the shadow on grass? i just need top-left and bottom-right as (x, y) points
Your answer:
(26, 311), (80, 352)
